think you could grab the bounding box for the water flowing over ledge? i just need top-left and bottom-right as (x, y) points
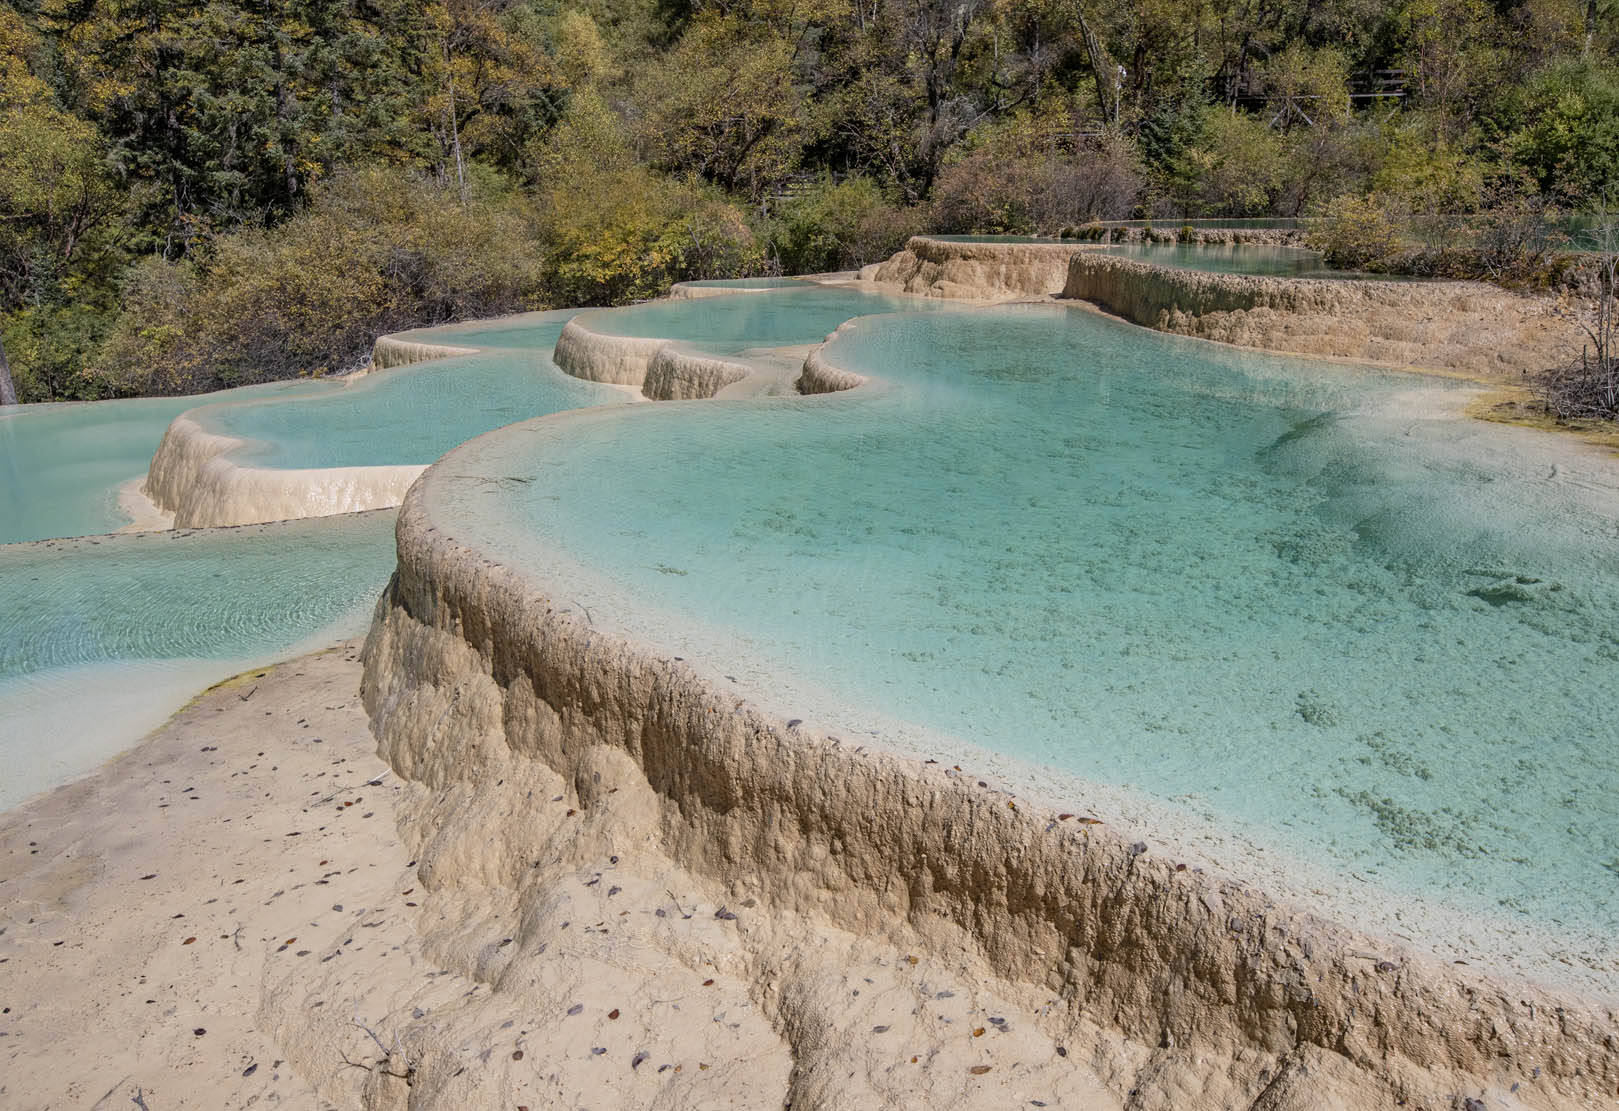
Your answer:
(370, 335), (480, 370)
(359, 390), (1617, 1108)
(141, 321), (617, 528)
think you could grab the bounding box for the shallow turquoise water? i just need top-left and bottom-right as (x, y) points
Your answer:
(441, 302), (1619, 953)
(0, 380), (335, 544)
(1098, 242), (1348, 277)
(926, 234), (1065, 244)
(199, 312), (625, 469)
(680, 277), (806, 289)
(580, 285), (951, 353)
(0, 513), (398, 806)
(1, 312), (616, 802)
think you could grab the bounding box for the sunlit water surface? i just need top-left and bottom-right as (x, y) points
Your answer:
(0, 380), (334, 545)
(435, 302), (1619, 985)
(195, 312), (624, 469)
(0, 514), (398, 807)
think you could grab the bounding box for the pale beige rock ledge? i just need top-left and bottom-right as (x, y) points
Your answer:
(552, 314), (755, 399)
(861, 236), (1097, 300)
(138, 329), (477, 529)
(0, 646), (1127, 1109)
(143, 412), (424, 529)
(1062, 251), (1581, 379)
(357, 442), (1619, 1109)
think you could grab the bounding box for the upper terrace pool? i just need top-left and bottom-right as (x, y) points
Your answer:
(576, 283), (951, 353)
(190, 311), (624, 470)
(430, 300), (1619, 993)
(0, 380), (332, 545)
(1098, 242), (1345, 276)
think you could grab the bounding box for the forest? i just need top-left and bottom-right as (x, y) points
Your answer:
(1, 0), (1615, 400)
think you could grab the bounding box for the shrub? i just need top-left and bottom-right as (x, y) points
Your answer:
(1306, 194), (1406, 269)
(770, 175), (922, 274)
(91, 167), (548, 395)
(931, 110), (1143, 233)
(532, 93), (764, 305)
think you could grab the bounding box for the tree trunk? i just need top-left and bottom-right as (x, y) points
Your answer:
(1076, 6), (1119, 126)
(0, 333), (19, 406)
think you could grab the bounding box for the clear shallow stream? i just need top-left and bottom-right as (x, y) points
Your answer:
(434, 300), (1619, 981)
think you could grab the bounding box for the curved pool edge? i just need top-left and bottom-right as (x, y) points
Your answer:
(370, 335), (482, 370)
(139, 326), (571, 529)
(357, 413), (1618, 1109)
(144, 412), (424, 528)
(553, 316), (756, 400)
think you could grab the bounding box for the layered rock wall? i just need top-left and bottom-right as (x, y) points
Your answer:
(370, 336), (478, 371)
(553, 316), (755, 399)
(1063, 252), (1578, 376)
(795, 342), (868, 395)
(863, 237), (1095, 300)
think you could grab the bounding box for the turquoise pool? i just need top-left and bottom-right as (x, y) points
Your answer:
(197, 312), (625, 469)
(577, 284), (952, 353)
(430, 301), (1619, 984)
(0, 513), (398, 807)
(0, 310), (632, 803)
(0, 379), (336, 545)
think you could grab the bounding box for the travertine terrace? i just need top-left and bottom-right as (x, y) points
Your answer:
(353, 293), (1618, 1107)
(862, 236), (1095, 299)
(1061, 250), (1579, 377)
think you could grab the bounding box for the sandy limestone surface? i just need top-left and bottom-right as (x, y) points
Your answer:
(0, 645), (1127, 1109)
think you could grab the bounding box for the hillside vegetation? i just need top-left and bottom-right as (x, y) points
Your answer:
(1, 0), (1615, 399)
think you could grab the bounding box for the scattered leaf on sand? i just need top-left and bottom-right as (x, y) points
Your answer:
(969, 1065), (991, 1075)
(973, 1028), (985, 1037)
(182, 937), (197, 945)
(608, 1009), (619, 1020)
(512, 1050), (524, 1061)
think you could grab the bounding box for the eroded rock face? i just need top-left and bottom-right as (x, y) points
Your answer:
(553, 316), (754, 399)
(357, 452), (1619, 1109)
(1062, 252), (1581, 377)
(371, 336), (479, 370)
(865, 237), (1096, 300)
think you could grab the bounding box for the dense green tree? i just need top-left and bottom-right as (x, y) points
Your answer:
(2, 0), (1617, 400)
